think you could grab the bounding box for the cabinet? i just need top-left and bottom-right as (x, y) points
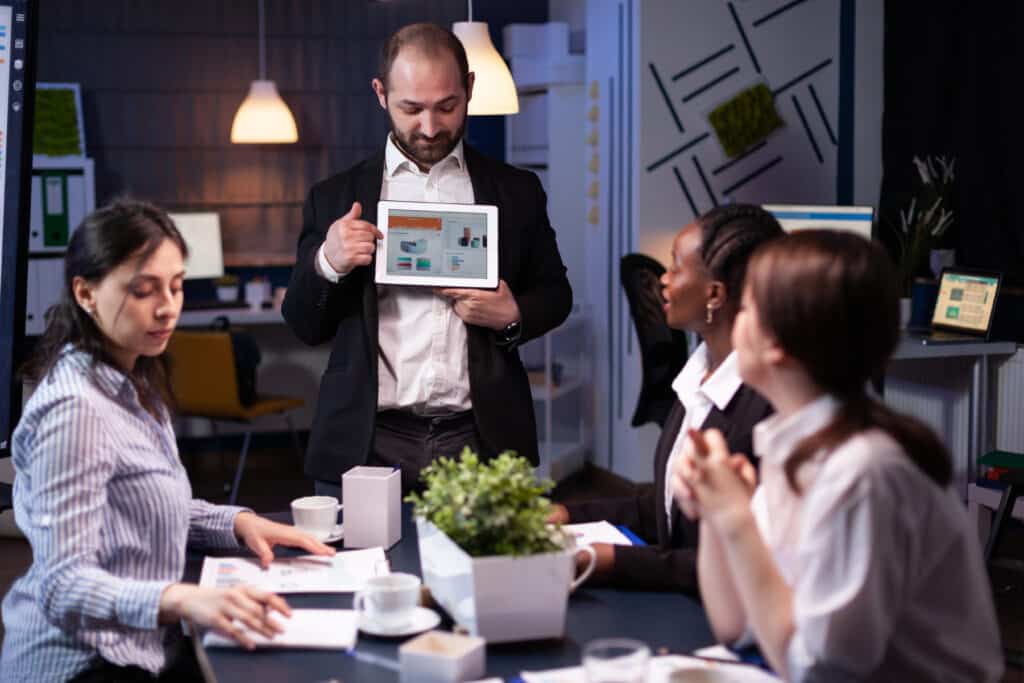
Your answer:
(521, 310), (590, 482)
(24, 156), (95, 335)
(503, 23), (590, 482)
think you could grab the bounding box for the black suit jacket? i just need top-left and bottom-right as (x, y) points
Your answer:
(565, 385), (772, 592)
(282, 144), (573, 483)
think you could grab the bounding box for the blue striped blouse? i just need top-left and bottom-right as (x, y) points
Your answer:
(0, 347), (248, 681)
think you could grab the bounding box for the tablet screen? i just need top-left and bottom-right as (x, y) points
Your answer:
(376, 201), (498, 288)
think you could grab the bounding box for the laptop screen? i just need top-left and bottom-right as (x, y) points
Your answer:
(931, 271), (999, 333)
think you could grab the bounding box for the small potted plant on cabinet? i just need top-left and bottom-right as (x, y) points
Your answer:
(408, 449), (595, 643)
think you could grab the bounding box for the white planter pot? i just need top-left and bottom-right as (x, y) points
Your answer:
(415, 517), (594, 643)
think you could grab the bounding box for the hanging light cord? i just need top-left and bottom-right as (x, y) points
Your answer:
(467, 0), (473, 22)
(258, 0), (266, 80)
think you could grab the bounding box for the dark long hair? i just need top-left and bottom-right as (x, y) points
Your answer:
(21, 199), (187, 418)
(697, 204), (784, 322)
(746, 230), (951, 492)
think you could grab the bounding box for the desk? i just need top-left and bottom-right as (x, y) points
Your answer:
(890, 336), (1017, 490)
(179, 307), (285, 328)
(186, 506), (714, 682)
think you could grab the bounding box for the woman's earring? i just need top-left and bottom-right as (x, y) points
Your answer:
(705, 303), (714, 325)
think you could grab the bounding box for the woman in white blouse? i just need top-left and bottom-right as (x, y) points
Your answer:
(673, 231), (1002, 682)
(0, 200), (334, 682)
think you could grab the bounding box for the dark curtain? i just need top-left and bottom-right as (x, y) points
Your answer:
(880, 1), (1024, 286)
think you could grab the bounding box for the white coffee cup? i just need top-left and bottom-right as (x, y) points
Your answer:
(354, 572), (421, 631)
(291, 496), (342, 541)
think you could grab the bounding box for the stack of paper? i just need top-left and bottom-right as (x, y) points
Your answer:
(202, 609), (357, 650)
(563, 521), (635, 547)
(521, 654), (778, 682)
(198, 547), (388, 594)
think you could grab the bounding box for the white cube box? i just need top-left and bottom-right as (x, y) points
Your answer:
(399, 631), (486, 683)
(342, 466), (401, 549)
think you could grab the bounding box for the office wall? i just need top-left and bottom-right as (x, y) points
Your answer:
(36, 0), (546, 265)
(585, 0), (883, 481)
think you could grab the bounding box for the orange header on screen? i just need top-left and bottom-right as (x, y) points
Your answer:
(389, 215), (442, 230)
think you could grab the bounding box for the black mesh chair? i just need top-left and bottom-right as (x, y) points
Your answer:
(620, 254), (689, 428)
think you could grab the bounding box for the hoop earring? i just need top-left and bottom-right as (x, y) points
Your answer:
(705, 303), (714, 325)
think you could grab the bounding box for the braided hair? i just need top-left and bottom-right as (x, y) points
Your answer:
(696, 204), (784, 320)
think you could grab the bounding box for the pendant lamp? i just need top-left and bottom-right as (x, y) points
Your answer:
(231, 0), (298, 143)
(453, 1), (519, 115)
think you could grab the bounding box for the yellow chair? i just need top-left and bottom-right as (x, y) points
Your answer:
(166, 330), (304, 505)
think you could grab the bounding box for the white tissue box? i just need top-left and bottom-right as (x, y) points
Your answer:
(342, 466), (401, 549)
(399, 630), (486, 683)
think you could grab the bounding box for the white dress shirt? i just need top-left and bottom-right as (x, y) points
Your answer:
(663, 344), (742, 531)
(317, 135), (473, 414)
(744, 394), (1003, 682)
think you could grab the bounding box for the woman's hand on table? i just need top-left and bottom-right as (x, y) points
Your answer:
(233, 512), (335, 568)
(547, 503), (570, 525)
(160, 583), (291, 650)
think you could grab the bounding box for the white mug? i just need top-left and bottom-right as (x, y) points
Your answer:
(290, 496), (341, 541)
(354, 572), (421, 630)
(566, 537), (598, 592)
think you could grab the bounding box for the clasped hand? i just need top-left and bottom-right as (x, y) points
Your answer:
(672, 428), (757, 534)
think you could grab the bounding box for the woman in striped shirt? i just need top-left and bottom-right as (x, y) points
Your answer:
(0, 200), (335, 682)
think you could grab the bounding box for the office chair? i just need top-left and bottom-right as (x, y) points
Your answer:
(0, 482), (11, 516)
(166, 331), (304, 506)
(620, 254), (689, 428)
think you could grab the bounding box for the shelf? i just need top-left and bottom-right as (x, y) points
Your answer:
(530, 376), (584, 402)
(539, 440), (589, 482)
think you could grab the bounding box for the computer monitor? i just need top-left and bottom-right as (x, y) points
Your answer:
(168, 212), (225, 280)
(0, 1), (37, 451)
(762, 204), (874, 239)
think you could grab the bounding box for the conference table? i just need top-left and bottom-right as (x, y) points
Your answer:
(185, 505), (716, 682)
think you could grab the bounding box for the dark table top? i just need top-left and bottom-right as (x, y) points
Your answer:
(184, 504), (714, 682)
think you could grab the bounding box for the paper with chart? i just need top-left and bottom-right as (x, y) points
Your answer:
(563, 521), (635, 547)
(203, 609), (358, 650)
(198, 548), (387, 594)
(521, 654), (778, 682)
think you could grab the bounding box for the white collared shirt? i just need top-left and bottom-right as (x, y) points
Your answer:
(317, 136), (473, 414)
(744, 395), (1002, 682)
(664, 344), (743, 530)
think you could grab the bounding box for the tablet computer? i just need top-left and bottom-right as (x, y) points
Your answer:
(375, 200), (499, 288)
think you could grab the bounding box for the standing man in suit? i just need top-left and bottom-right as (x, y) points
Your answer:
(283, 23), (572, 496)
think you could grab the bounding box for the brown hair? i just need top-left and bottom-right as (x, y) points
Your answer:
(746, 230), (951, 492)
(22, 198), (187, 418)
(377, 23), (470, 92)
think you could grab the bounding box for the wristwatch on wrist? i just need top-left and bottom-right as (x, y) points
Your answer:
(497, 319), (522, 347)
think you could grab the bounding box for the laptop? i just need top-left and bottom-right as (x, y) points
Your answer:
(906, 268), (1002, 345)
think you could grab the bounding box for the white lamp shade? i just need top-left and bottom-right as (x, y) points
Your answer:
(230, 80), (299, 143)
(452, 21), (519, 116)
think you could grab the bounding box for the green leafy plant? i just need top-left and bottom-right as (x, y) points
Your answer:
(708, 83), (785, 158)
(406, 448), (561, 558)
(34, 88), (83, 156)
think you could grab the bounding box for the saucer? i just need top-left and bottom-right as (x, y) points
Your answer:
(359, 606), (441, 638)
(297, 523), (343, 544)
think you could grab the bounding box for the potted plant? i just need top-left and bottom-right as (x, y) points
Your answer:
(407, 449), (595, 643)
(888, 155), (957, 296)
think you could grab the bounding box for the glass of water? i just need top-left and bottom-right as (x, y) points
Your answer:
(583, 638), (651, 683)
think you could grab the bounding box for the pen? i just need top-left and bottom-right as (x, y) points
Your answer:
(346, 648), (401, 671)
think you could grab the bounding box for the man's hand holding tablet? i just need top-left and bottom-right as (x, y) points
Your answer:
(322, 202), (384, 275)
(435, 280), (520, 330)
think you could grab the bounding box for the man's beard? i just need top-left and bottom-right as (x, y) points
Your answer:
(389, 114), (467, 168)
